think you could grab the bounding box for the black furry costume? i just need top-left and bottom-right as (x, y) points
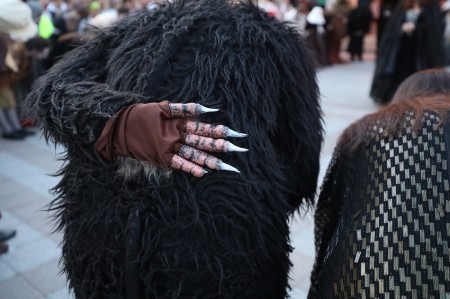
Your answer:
(25, 1), (323, 298)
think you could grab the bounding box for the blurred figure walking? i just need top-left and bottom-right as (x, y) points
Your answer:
(347, 1), (373, 61)
(370, 0), (445, 105)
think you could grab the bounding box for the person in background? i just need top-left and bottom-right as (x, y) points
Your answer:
(0, 0), (38, 139)
(46, 0), (69, 23)
(256, 0), (282, 18)
(370, 0), (445, 105)
(305, 5), (328, 67)
(325, 0), (352, 64)
(346, 0), (373, 61)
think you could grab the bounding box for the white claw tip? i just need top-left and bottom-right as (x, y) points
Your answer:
(227, 128), (247, 138)
(218, 161), (241, 173)
(198, 105), (219, 113)
(226, 142), (249, 152)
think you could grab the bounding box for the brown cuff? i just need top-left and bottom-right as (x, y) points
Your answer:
(95, 101), (185, 168)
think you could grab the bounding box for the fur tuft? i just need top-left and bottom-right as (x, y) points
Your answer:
(116, 156), (172, 182)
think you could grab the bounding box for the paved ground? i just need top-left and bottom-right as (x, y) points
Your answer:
(0, 41), (379, 298)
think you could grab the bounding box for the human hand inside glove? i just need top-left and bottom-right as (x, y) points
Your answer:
(95, 101), (247, 177)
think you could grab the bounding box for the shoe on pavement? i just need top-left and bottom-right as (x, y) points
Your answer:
(18, 128), (36, 136)
(0, 242), (8, 255)
(0, 229), (16, 242)
(2, 131), (26, 140)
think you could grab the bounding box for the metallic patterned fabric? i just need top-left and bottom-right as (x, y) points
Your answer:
(310, 112), (450, 298)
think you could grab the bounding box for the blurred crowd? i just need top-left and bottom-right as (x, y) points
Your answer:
(257, 0), (450, 68)
(0, 0), (450, 143)
(256, 0), (374, 66)
(0, 0), (157, 142)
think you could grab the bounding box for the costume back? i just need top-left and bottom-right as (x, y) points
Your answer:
(310, 110), (450, 298)
(25, 1), (323, 298)
(370, 0), (445, 104)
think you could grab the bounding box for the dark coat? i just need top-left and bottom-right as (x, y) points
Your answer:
(309, 100), (450, 298)
(346, 5), (373, 56)
(370, 0), (445, 104)
(24, 1), (323, 298)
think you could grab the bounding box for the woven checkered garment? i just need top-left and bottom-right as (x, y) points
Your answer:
(309, 112), (450, 298)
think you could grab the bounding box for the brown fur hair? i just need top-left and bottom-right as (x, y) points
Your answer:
(339, 69), (450, 152)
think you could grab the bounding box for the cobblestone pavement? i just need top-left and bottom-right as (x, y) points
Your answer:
(0, 54), (379, 299)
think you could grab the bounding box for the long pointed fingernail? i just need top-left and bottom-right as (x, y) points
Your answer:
(218, 161), (241, 173)
(197, 105), (219, 114)
(227, 128), (247, 138)
(226, 141), (249, 152)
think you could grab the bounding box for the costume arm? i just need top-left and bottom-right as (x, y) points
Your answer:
(269, 27), (323, 209)
(25, 32), (143, 153)
(25, 32), (248, 175)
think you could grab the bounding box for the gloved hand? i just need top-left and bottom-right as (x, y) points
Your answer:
(95, 101), (247, 177)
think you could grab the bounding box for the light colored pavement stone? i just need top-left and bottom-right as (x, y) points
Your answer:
(2, 238), (60, 273)
(0, 275), (46, 299)
(46, 287), (74, 299)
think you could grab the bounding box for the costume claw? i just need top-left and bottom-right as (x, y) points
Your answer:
(226, 141), (248, 152)
(198, 105), (219, 114)
(226, 128), (247, 138)
(218, 161), (241, 173)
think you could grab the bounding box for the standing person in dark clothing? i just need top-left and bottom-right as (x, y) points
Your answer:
(0, 0), (37, 139)
(325, 0), (352, 65)
(370, 0), (445, 105)
(377, 0), (398, 48)
(347, 2), (373, 61)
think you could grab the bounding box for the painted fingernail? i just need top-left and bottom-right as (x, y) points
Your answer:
(226, 141), (248, 152)
(226, 128), (247, 138)
(218, 161), (241, 173)
(197, 104), (219, 114)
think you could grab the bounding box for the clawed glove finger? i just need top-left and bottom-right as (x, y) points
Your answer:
(185, 121), (247, 138)
(178, 145), (240, 173)
(184, 134), (248, 153)
(169, 154), (208, 177)
(164, 102), (246, 176)
(169, 103), (219, 118)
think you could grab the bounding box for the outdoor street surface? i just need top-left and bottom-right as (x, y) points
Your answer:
(0, 51), (379, 298)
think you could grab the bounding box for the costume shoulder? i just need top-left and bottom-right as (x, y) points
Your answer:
(107, 0), (323, 208)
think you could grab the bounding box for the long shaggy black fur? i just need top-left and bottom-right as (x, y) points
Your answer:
(24, 1), (323, 298)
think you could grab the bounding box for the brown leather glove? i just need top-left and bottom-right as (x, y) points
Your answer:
(95, 101), (248, 177)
